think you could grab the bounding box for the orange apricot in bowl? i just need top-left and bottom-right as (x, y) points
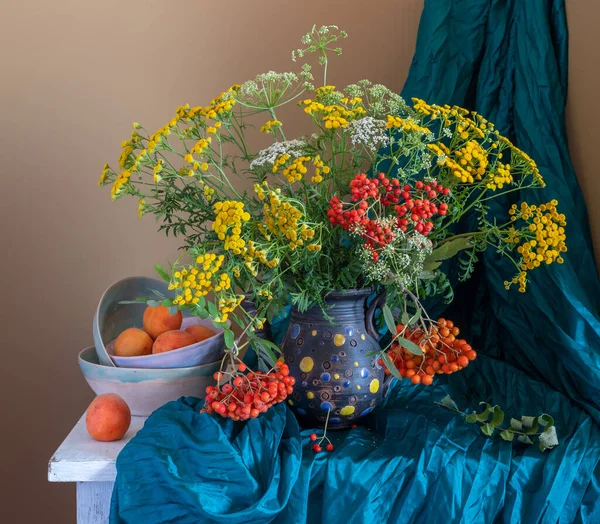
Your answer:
(86, 393), (131, 442)
(143, 305), (183, 339)
(152, 330), (197, 354)
(114, 327), (153, 357)
(185, 324), (216, 343)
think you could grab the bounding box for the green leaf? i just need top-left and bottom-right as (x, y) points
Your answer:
(161, 298), (173, 307)
(490, 406), (505, 428)
(118, 298), (149, 305)
(207, 301), (218, 318)
(395, 336), (424, 355)
(255, 338), (282, 355)
(365, 349), (381, 357)
(382, 305), (397, 335)
(253, 339), (277, 367)
(523, 416), (539, 435)
(154, 264), (171, 282)
(423, 237), (472, 271)
(480, 423), (495, 436)
(418, 269), (438, 279)
(147, 300), (161, 307)
(168, 306), (178, 316)
(500, 430), (515, 441)
(465, 413), (477, 424)
(223, 329), (234, 349)
(517, 435), (534, 445)
(475, 403), (491, 423)
(510, 418), (523, 431)
(407, 308), (421, 327)
(381, 352), (403, 381)
(440, 395), (458, 410)
(401, 311), (410, 326)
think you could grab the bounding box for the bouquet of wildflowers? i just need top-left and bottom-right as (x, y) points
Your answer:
(99, 25), (566, 383)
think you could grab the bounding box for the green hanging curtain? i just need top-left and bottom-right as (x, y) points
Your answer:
(402, 0), (600, 422)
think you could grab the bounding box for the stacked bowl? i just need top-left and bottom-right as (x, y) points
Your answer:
(79, 277), (225, 416)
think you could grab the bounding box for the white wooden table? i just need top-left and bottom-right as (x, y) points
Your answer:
(48, 413), (147, 523)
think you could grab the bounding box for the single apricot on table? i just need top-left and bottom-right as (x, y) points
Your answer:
(143, 305), (183, 339)
(185, 324), (216, 343)
(86, 393), (131, 442)
(114, 327), (153, 357)
(152, 330), (197, 354)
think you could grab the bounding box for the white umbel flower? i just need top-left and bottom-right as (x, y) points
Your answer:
(348, 117), (390, 152)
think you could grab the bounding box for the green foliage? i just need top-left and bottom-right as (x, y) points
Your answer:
(437, 396), (559, 452)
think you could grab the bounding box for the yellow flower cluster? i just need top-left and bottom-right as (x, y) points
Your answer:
(311, 155), (330, 183)
(504, 200), (567, 292)
(147, 121), (176, 154)
(428, 141), (488, 183)
(190, 85), (240, 120)
(282, 156), (311, 183)
(214, 273), (231, 292)
(487, 163), (512, 190)
(247, 241), (279, 268)
(263, 190), (316, 249)
(386, 115), (430, 134)
(99, 163), (110, 186)
(170, 253), (225, 305)
(498, 136), (545, 188)
(412, 98), (469, 120)
(190, 137), (211, 156)
(137, 199), (145, 219)
(301, 87), (366, 129)
(111, 170), (132, 200)
(153, 159), (163, 182)
(215, 295), (245, 323)
(254, 182), (267, 201)
(260, 120), (282, 134)
(212, 201), (251, 254)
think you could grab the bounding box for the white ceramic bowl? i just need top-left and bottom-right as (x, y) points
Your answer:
(79, 347), (219, 416)
(108, 316), (227, 369)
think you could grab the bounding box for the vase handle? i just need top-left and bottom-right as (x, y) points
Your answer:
(365, 290), (386, 340)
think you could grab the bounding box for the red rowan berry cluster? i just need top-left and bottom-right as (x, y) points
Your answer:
(328, 174), (451, 259)
(382, 318), (477, 385)
(202, 361), (295, 420)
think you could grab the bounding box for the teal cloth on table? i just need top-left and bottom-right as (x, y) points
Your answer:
(110, 0), (600, 522)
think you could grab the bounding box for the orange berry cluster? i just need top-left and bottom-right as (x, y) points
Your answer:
(383, 318), (477, 385)
(202, 361), (295, 420)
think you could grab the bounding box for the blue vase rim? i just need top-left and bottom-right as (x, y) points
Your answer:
(324, 288), (374, 300)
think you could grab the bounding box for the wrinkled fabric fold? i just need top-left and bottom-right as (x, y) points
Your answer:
(110, 0), (600, 522)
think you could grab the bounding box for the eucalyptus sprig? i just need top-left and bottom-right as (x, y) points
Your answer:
(437, 395), (559, 452)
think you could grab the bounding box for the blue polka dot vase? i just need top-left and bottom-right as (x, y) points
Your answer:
(280, 289), (389, 429)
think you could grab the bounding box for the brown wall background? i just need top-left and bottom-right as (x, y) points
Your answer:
(0, 1), (596, 522)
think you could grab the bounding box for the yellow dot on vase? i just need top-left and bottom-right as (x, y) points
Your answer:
(312, 330), (317, 336)
(299, 357), (314, 372)
(340, 405), (355, 416)
(333, 373), (340, 380)
(361, 334), (366, 341)
(369, 379), (380, 394)
(307, 391), (314, 399)
(334, 334), (346, 346)
(288, 399), (294, 406)
(356, 385), (361, 390)
(354, 361), (359, 367)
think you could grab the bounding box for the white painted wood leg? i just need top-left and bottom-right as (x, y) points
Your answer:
(77, 482), (114, 524)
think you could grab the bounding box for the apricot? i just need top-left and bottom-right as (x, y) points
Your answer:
(86, 393), (131, 442)
(152, 330), (196, 354)
(143, 305), (183, 339)
(185, 324), (216, 343)
(114, 327), (153, 357)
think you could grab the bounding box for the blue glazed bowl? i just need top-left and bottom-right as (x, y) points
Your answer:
(94, 276), (226, 369)
(79, 347), (219, 416)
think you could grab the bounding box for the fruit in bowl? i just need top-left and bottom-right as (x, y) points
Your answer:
(114, 327), (153, 357)
(186, 324), (216, 343)
(153, 330), (197, 354)
(143, 305), (183, 339)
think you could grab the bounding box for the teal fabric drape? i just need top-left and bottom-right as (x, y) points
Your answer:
(110, 1), (600, 522)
